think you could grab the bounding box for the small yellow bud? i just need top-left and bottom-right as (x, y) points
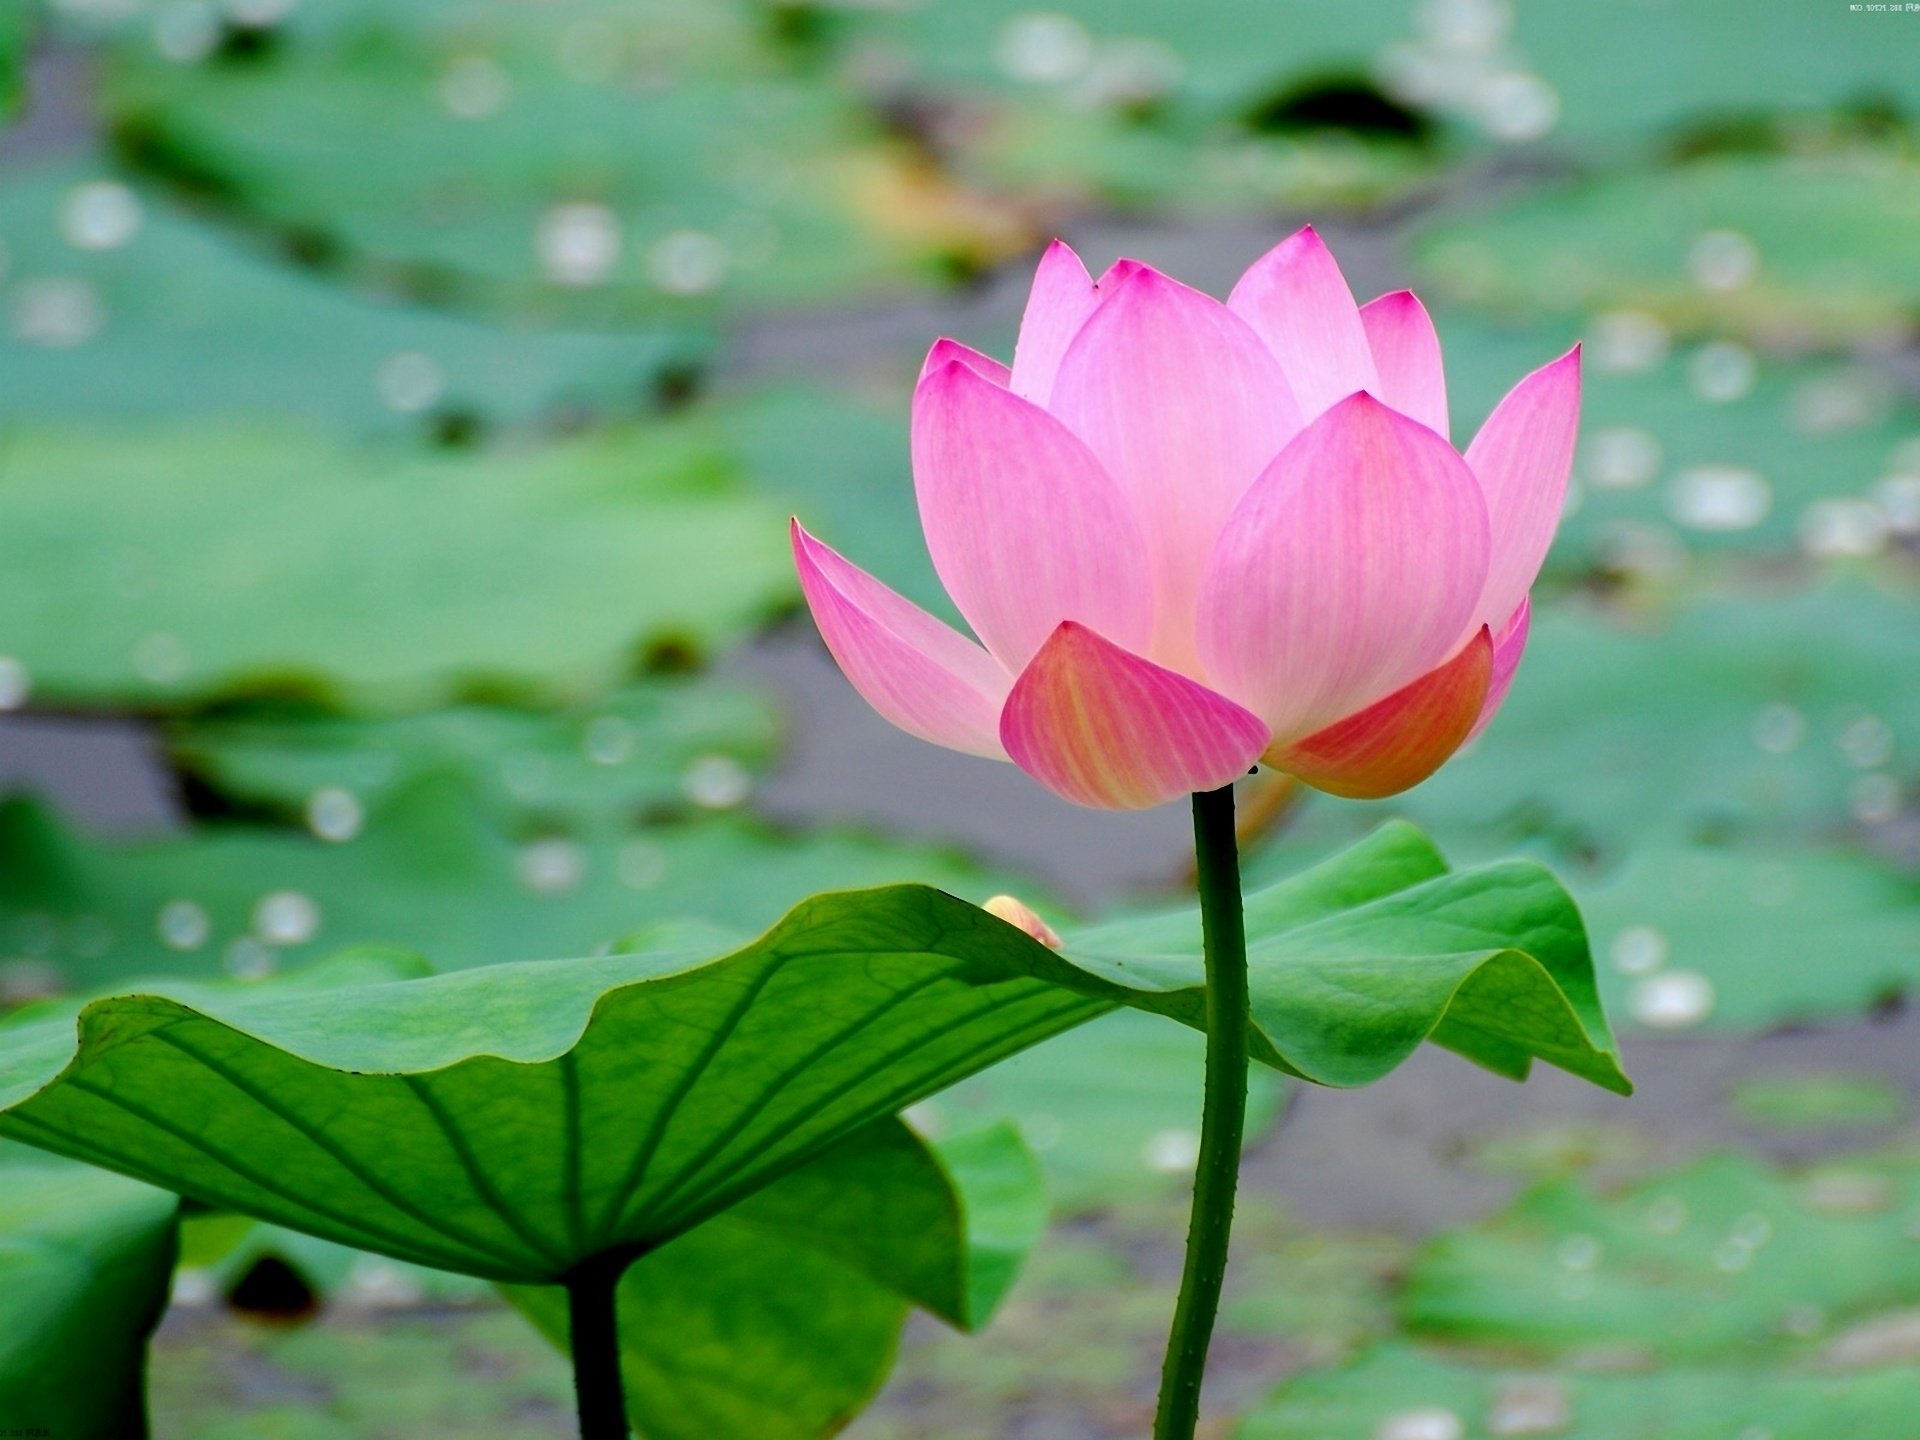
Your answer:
(982, 894), (1064, 949)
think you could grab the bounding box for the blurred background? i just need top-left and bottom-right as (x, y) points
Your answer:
(2, 0), (1919, 1435)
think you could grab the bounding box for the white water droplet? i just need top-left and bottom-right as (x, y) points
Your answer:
(1478, 71), (1559, 142)
(1488, 1376), (1572, 1436)
(1142, 1128), (1200, 1174)
(682, 755), (751, 809)
(1838, 714), (1894, 769)
(1609, 925), (1668, 976)
(1581, 427), (1662, 490)
(1714, 1238), (1754, 1272)
(647, 230), (728, 296)
(440, 53), (511, 120)
(1687, 340), (1756, 403)
(153, 0), (220, 62)
(1874, 474), (1920, 534)
(1416, 0), (1511, 51)
(377, 351), (446, 414)
(995, 12), (1093, 84)
(1375, 1409), (1465, 1440)
(13, 278), (105, 348)
(223, 935), (277, 980)
(1644, 1195), (1688, 1234)
(0, 657), (29, 711)
(1555, 1233), (1601, 1270)
(1850, 772), (1901, 824)
(306, 786), (364, 842)
(171, 1267), (218, 1306)
(61, 181), (144, 252)
(223, 0), (297, 25)
(1751, 702), (1807, 755)
(133, 633), (189, 686)
(1630, 970), (1714, 1029)
(537, 203), (622, 287)
(519, 837), (587, 894)
(1667, 465), (1770, 532)
(1689, 229), (1759, 291)
(583, 715), (634, 767)
(253, 890), (319, 946)
(157, 899), (211, 951)
(1731, 1211), (1773, 1248)
(617, 840), (667, 890)
(1799, 499), (1887, 558)
(347, 1256), (425, 1308)
(1587, 310), (1669, 374)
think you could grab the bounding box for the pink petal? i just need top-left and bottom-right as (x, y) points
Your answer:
(1228, 226), (1377, 422)
(1359, 290), (1448, 438)
(1009, 239), (1098, 405)
(1467, 347), (1581, 630)
(1467, 598), (1531, 740)
(1197, 393), (1492, 744)
(792, 520), (1010, 759)
(920, 337), (1010, 387)
(1048, 264), (1303, 670)
(1271, 628), (1492, 799)
(911, 361), (1153, 671)
(1000, 622), (1270, 810)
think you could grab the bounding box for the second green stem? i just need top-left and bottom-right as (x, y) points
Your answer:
(1152, 782), (1251, 1440)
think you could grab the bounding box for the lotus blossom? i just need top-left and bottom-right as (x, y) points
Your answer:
(792, 228), (1579, 810)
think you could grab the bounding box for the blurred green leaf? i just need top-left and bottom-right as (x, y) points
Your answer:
(0, 1144), (179, 1439)
(166, 674), (783, 832)
(0, 822), (1622, 1290)
(508, 1120), (1044, 1440)
(0, 420), (790, 709)
(1416, 155), (1920, 346)
(96, 1), (1030, 317)
(0, 775), (1026, 992)
(0, 162), (706, 433)
(1731, 1072), (1907, 1132)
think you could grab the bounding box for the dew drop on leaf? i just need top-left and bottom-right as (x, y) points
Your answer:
(1629, 970), (1715, 1029)
(157, 899), (211, 952)
(306, 786), (364, 842)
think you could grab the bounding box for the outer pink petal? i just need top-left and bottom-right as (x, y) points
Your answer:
(1467, 347), (1581, 630)
(792, 520), (1010, 759)
(920, 337), (1010, 386)
(1048, 264), (1303, 670)
(1228, 226), (1378, 422)
(1198, 393), (1492, 744)
(1467, 598), (1530, 740)
(1009, 239), (1098, 405)
(1359, 290), (1448, 438)
(1000, 622), (1270, 810)
(1271, 627), (1492, 799)
(911, 361), (1153, 671)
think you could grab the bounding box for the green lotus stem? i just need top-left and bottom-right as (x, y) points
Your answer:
(566, 1252), (634, 1440)
(1152, 782), (1251, 1440)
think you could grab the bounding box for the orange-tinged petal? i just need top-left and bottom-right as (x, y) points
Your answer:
(1269, 627), (1493, 799)
(1000, 622), (1270, 810)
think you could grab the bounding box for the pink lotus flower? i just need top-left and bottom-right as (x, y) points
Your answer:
(792, 228), (1579, 810)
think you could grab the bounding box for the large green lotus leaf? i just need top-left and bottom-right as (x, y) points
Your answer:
(165, 673), (782, 833)
(1312, 582), (1920, 859)
(96, 1), (1030, 318)
(1414, 155), (1920, 345)
(1428, 312), (1920, 567)
(926, 1007), (1288, 1215)
(508, 1120), (1044, 1440)
(1403, 1149), (1920, 1359)
(0, 9), (29, 115)
(0, 776), (1024, 994)
(1240, 1340), (1920, 1440)
(0, 161), (705, 433)
(0, 822), (1623, 1286)
(0, 419), (789, 709)
(0, 1142), (180, 1439)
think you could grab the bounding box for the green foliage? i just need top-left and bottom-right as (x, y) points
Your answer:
(94, 1), (1030, 317)
(508, 1121), (1044, 1440)
(1416, 155), (1920, 346)
(165, 674), (783, 832)
(0, 777), (1021, 992)
(0, 162), (706, 433)
(1730, 1072), (1908, 1132)
(0, 420), (790, 709)
(0, 1144), (180, 1438)
(0, 825), (1623, 1292)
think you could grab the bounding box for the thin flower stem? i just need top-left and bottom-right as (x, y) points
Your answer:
(1152, 782), (1251, 1440)
(566, 1251), (636, 1439)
